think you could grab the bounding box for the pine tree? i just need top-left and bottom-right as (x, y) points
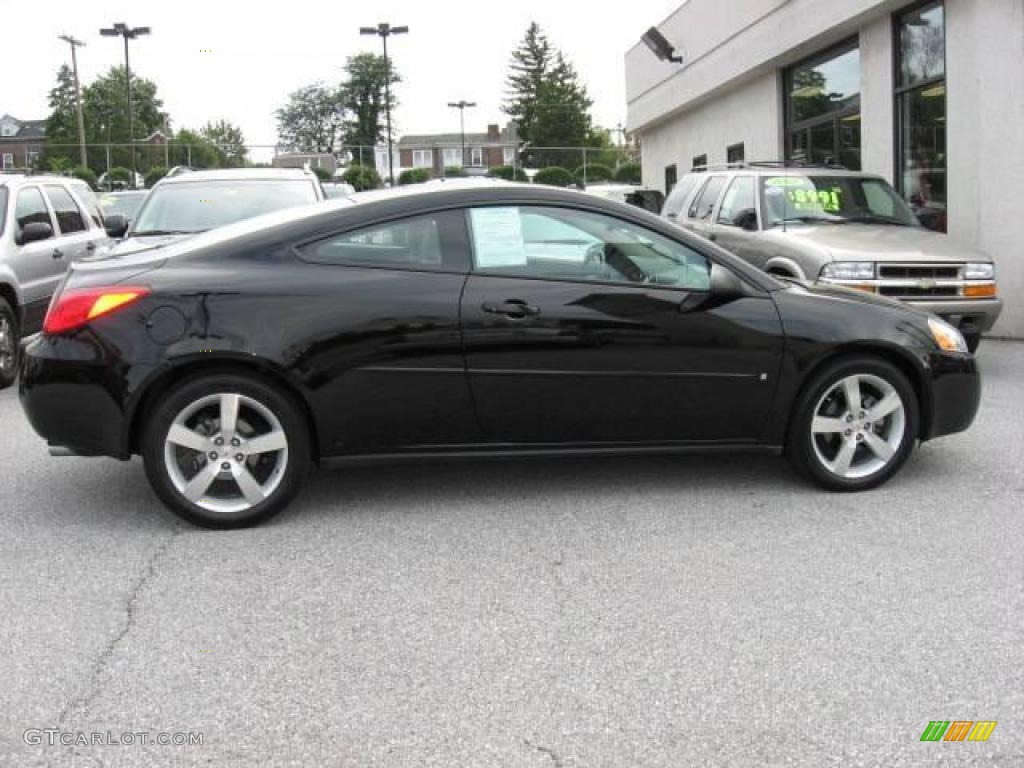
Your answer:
(502, 23), (594, 167)
(502, 22), (552, 146)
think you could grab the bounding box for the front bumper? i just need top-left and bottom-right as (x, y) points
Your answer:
(923, 351), (981, 441)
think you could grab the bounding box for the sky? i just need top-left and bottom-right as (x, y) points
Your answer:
(1, 0), (681, 161)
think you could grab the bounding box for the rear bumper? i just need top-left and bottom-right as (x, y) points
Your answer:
(905, 298), (1003, 334)
(923, 352), (980, 441)
(19, 334), (133, 459)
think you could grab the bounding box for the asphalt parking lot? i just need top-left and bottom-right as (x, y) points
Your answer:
(1, 342), (1021, 768)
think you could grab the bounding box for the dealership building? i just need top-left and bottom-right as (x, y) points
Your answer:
(625, 0), (1023, 337)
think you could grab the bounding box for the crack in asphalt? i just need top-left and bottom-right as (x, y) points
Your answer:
(524, 738), (564, 767)
(49, 526), (182, 767)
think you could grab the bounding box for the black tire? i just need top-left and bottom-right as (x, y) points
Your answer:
(142, 373), (311, 528)
(0, 298), (19, 390)
(786, 356), (919, 491)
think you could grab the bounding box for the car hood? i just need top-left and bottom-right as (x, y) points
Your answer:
(779, 276), (929, 317)
(102, 232), (192, 259)
(771, 223), (991, 263)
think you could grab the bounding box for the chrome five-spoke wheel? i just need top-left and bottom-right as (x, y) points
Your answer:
(811, 373), (905, 479)
(788, 357), (918, 491)
(144, 374), (309, 527)
(164, 393), (290, 514)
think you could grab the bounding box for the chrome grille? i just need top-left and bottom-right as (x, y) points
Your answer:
(876, 263), (965, 299)
(878, 264), (961, 280)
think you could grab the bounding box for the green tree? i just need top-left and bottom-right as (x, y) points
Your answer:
(145, 166), (168, 188)
(533, 166), (573, 187)
(502, 23), (594, 168)
(575, 162), (613, 184)
(614, 162), (642, 184)
(200, 119), (247, 167)
(341, 53), (400, 154)
(311, 166), (333, 181)
(83, 66), (167, 174)
(276, 82), (344, 153)
(342, 164), (381, 191)
(72, 166), (98, 188)
(398, 168), (430, 185)
(41, 65), (80, 170)
(170, 128), (222, 168)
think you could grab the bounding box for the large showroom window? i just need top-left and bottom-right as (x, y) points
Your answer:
(895, 0), (946, 232)
(785, 40), (861, 170)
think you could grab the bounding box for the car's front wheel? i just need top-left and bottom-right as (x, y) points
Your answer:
(0, 298), (19, 390)
(787, 356), (919, 491)
(142, 374), (311, 528)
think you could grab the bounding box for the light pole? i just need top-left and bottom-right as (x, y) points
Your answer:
(447, 100), (476, 169)
(58, 35), (88, 168)
(360, 22), (407, 187)
(99, 22), (150, 189)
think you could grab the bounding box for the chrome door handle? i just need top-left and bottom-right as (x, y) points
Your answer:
(85, 241), (97, 251)
(52, 248), (64, 259)
(481, 299), (540, 319)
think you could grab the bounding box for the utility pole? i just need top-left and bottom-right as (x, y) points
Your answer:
(360, 23), (407, 187)
(447, 100), (476, 169)
(58, 35), (88, 168)
(99, 22), (150, 189)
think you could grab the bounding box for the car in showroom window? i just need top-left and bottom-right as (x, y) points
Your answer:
(20, 182), (980, 528)
(663, 166), (1001, 351)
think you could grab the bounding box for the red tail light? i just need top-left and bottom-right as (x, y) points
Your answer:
(43, 286), (150, 335)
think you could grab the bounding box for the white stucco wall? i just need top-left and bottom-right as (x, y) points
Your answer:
(638, 71), (782, 190)
(946, 0), (1024, 337)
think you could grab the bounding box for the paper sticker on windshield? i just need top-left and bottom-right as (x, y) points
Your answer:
(766, 178), (843, 213)
(471, 207), (527, 267)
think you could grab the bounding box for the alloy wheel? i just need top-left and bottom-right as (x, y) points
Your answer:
(163, 393), (289, 514)
(810, 373), (906, 480)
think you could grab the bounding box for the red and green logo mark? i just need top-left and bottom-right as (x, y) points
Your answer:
(921, 721), (997, 742)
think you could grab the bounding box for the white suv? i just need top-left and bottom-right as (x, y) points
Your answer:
(0, 175), (110, 387)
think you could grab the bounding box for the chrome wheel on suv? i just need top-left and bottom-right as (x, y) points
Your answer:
(788, 357), (918, 491)
(143, 374), (310, 528)
(0, 299), (18, 389)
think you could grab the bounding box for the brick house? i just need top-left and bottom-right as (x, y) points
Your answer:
(0, 114), (46, 171)
(394, 122), (518, 176)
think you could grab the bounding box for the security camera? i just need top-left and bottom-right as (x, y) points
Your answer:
(641, 26), (683, 64)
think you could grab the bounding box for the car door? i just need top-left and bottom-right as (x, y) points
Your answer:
(460, 204), (783, 446)
(7, 185), (61, 332)
(681, 174), (728, 242)
(44, 183), (99, 265)
(709, 175), (767, 267)
(290, 209), (481, 454)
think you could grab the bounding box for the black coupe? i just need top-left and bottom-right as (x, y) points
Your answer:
(20, 181), (979, 527)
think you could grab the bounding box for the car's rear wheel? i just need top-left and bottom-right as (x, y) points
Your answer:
(142, 374), (310, 528)
(787, 356), (919, 491)
(0, 299), (19, 390)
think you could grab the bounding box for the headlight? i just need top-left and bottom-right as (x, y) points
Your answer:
(964, 262), (995, 279)
(820, 262), (875, 280)
(928, 317), (968, 354)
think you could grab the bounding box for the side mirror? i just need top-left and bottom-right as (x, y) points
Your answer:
(709, 263), (746, 298)
(16, 221), (53, 246)
(104, 214), (129, 238)
(734, 208), (758, 231)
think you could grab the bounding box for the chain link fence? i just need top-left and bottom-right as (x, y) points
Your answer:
(9, 142), (642, 189)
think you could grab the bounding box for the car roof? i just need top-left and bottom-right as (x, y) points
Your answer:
(686, 166), (884, 179)
(154, 167), (318, 185)
(101, 190), (148, 197)
(0, 174), (82, 188)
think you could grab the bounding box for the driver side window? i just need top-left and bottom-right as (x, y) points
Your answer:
(468, 206), (711, 291)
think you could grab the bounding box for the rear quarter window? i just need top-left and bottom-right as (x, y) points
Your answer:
(662, 175), (699, 220)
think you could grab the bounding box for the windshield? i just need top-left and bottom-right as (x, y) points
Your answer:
(761, 175), (919, 227)
(100, 193), (147, 222)
(131, 179), (319, 235)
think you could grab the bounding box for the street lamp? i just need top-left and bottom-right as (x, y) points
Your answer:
(58, 35), (87, 168)
(360, 22), (407, 187)
(447, 100), (476, 170)
(99, 22), (150, 189)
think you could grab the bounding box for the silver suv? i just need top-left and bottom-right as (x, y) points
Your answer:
(0, 175), (110, 387)
(662, 165), (1002, 351)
